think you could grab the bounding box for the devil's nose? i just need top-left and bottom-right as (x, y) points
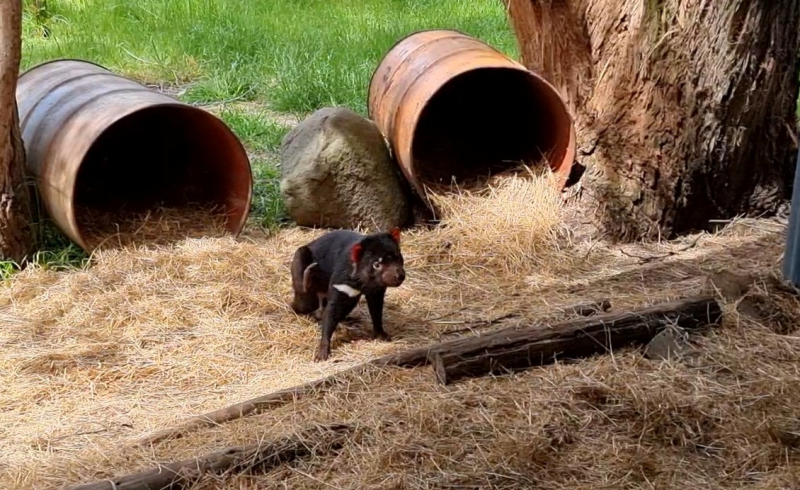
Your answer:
(397, 271), (406, 282)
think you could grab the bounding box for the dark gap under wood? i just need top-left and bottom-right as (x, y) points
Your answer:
(561, 298), (612, 317)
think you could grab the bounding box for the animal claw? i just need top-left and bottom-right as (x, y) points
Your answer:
(313, 344), (330, 362)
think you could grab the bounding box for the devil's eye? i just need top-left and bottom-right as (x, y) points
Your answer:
(372, 261), (382, 270)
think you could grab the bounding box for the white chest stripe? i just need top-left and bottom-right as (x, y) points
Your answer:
(332, 284), (361, 297)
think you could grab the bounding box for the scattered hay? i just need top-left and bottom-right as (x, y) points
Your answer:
(172, 319), (800, 489)
(75, 203), (231, 250)
(1, 169), (798, 488)
(425, 168), (566, 273)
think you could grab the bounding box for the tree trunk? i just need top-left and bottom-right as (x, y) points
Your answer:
(0, 0), (34, 263)
(503, 0), (800, 241)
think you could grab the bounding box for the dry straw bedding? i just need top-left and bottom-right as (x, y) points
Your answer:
(74, 203), (231, 250)
(1, 173), (799, 489)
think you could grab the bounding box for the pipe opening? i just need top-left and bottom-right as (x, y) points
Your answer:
(72, 105), (251, 248)
(411, 68), (570, 190)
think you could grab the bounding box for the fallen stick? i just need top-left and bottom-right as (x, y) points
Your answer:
(431, 296), (722, 385)
(137, 345), (438, 446)
(70, 423), (352, 490)
(135, 298), (611, 447)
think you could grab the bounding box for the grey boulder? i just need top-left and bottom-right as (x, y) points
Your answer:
(279, 106), (413, 231)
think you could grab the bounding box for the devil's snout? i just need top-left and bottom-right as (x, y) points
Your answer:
(385, 266), (405, 286)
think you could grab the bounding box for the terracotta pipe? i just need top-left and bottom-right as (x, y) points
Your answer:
(16, 59), (253, 251)
(368, 29), (576, 202)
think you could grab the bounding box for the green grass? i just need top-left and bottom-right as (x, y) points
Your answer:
(217, 107), (291, 154)
(0, 246), (90, 280)
(215, 107), (293, 229)
(16, 0), (518, 271)
(250, 161), (287, 230)
(0, 221), (91, 280)
(21, 0), (518, 115)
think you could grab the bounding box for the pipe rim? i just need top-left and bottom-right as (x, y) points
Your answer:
(369, 30), (577, 196)
(368, 28), (488, 120)
(19, 58), (112, 78)
(67, 102), (253, 249)
(19, 58), (254, 249)
(403, 66), (576, 192)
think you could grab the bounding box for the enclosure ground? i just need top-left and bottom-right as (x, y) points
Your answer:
(7, 2), (800, 489)
(2, 212), (798, 489)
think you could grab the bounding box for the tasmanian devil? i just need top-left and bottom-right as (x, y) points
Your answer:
(290, 227), (406, 362)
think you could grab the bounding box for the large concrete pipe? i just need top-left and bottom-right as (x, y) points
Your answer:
(368, 29), (576, 201)
(16, 59), (253, 250)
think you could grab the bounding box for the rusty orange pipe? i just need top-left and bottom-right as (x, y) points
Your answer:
(16, 59), (253, 251)
(368, 29), (576, 200)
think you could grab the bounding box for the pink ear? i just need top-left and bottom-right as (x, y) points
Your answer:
(351, 243), (362, 263)
(389, 227), (401, 243)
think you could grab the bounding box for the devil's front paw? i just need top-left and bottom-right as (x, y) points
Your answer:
(313, 343), (331, 362)
(373, 330), (392, 342)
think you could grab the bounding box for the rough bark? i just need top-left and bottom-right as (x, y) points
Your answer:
(431, 296), (722, 385)
(0, 0), (34, 262)
(503, 0), (800, 241)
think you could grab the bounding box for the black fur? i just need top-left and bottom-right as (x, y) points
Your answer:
(289, 229), (406, 361)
